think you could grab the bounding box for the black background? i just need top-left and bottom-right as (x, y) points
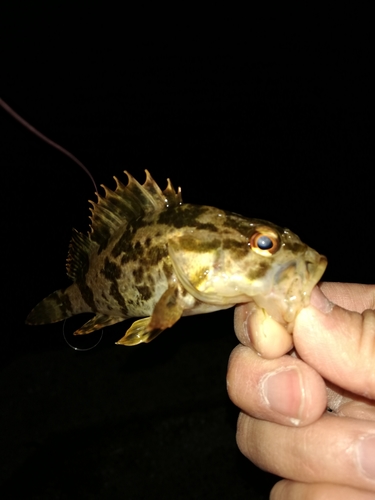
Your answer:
(1, 13), (374, 500)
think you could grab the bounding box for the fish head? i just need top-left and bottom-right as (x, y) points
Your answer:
(246, 225), (327, 330)
(168, 212), (327, 331)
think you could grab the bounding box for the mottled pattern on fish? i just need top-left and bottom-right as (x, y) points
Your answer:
(26, 171), (327, 345)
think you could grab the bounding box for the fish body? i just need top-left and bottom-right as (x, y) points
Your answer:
(26, 171), (327, 345)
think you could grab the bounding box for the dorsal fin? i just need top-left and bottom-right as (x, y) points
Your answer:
(66, 228), (97, 281)
(66, 171), (182, 280)
(88, 170), (182, 249)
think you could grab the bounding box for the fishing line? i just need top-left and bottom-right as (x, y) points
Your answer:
(0, 98), (98, 192)
(62, 319), (103, 351)
(1, 97), (103, 349)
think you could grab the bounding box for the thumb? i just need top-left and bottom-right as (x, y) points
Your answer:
(294, 286), (375, 399)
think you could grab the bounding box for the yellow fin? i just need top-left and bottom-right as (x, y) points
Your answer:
(116, 317), (160, 346)
(74, 314), (125, 335)
(116, 286), (184, 346)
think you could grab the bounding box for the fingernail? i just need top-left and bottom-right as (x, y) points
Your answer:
(260, 367), (303, 424)
(357, 435), (375, 479)
(310, 286), (333, 314)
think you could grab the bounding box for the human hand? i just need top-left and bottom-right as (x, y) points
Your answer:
(227, 283), (375, 499)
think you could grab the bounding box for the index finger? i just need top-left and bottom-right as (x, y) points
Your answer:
(294, 285), (375, 399)
(234, 283), (375, 361)
(319, 282), (375, 312)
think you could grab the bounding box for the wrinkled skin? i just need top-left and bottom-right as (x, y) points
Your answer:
(227, 282), (375, 499)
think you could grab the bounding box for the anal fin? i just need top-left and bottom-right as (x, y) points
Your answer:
(74, 314), (125, 335)
(116, 286), (184, 346)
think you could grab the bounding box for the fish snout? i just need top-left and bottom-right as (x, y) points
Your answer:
(305, 248), (327, 284)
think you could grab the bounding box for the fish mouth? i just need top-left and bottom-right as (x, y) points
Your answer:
(252, 248), (328, 331)
(281, 250), (328, 326)
(306, 250), (327, 282)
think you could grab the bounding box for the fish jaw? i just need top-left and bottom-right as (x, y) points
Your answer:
(251, 247), (327, 331)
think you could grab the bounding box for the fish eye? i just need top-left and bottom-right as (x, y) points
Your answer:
(250, 228), (279, 256)
(256, 235), (273, 249)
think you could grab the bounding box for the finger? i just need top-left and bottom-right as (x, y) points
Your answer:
(234, 302), (293, 358)
(294, 287), (375, 399)
(326, 384), (375, 420)
(237, 412), (375, 492)
(319, 282), (375, 312)
(271, 480), (375, 500)
(234, 283), (375, 361)
(227, 345), (326, 426)
(338, 400), (375, 421)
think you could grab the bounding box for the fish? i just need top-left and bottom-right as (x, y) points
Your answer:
(26, 170), (327, 346)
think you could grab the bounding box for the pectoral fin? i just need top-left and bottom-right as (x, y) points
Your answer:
(116, 286), (184, 346)
(116, 317), (159, 345)
(74, 314), (125, 335)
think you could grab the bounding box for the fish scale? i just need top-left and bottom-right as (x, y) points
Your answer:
(26, 170), (327, 346)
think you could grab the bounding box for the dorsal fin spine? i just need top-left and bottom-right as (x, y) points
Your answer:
(66, 170), (183, 280)
(66, 229), (97, 281)
(89, 170), (183, 244)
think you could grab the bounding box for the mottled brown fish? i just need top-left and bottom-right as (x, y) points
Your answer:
(26, 171), (327, 345)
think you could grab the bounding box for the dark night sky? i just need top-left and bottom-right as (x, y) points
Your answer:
(1, 14), (374, 500)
